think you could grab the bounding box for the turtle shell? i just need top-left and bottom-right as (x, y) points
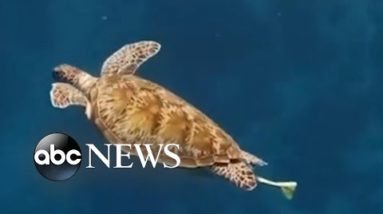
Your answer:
(90, 74), (243, 167)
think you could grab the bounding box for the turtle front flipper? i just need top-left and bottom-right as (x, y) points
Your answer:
(50, 83), (92, 119)
(211, 161), (257, 191)
(101, 41), (161, 76)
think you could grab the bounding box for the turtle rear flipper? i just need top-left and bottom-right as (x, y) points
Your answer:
(211, 161), (257, 191)
(50, 83), (92, 119)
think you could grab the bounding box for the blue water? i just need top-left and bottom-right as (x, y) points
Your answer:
(1, 0), (382, 213)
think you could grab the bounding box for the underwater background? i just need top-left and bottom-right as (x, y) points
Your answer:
(0, 0), (382, 213)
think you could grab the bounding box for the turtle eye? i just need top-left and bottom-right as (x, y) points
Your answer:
(52, 69), (60, 81)
(52, 69), (67, 83)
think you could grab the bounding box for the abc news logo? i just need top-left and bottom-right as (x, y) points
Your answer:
(34, 133), (180, 181)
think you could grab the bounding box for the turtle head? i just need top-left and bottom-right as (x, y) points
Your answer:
(53, 64), (79, 84)
(53, 64), (97, 95)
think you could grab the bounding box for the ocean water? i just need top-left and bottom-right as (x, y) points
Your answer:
(0, 0), (382, 213)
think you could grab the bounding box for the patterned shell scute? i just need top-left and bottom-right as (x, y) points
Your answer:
(93, 75), (242, 167)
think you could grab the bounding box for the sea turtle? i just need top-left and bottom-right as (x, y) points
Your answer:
(50, 41), (297, 198)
